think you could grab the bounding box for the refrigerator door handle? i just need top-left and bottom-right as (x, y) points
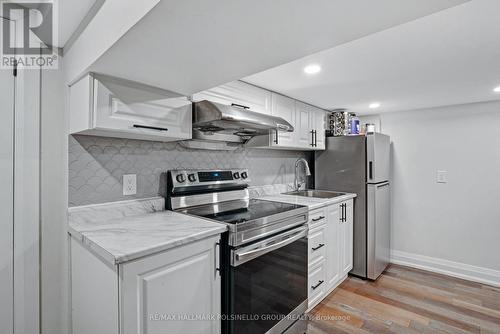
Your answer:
(369, 161), (373, 180)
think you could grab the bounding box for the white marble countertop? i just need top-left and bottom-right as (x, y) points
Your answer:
(68, 198), (226, 265)
(258, 191), (357, 210)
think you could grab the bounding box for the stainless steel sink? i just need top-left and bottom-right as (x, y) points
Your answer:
(282, 190), (346, 199)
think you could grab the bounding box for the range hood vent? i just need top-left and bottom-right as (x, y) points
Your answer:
(192, 100), (293, 139)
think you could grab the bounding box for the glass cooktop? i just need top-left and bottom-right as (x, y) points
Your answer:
(178, 199), (305, 224)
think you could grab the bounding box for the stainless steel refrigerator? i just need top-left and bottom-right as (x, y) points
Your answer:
(315, 133), (391, 280)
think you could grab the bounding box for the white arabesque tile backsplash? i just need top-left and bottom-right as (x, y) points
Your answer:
(69, 135), (311, 206)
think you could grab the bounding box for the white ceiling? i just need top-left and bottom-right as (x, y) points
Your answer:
(58, 0), (96, 47)
(244, 0), (500, 115)
(88, 0), (467, 96)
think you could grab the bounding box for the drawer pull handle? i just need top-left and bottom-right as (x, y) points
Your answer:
(312, 216), (325, 222)
(311, 280), (324, 290)
(312, 243), (325, 251)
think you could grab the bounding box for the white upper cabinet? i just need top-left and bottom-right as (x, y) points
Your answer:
(191, 80), (272, 114)
(69, 73), (192, 142)
(270, 93), (296, 147)
(295, 101), (313, 149)
(309, 105), (326, 150)
(193, 80), (326, 150)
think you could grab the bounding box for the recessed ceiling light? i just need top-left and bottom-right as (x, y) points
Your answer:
(303, 64), (321, 74)
(494, 86), (500, 93)
(369, 102), (381, 109)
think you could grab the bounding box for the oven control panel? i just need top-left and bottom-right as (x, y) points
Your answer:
(170, 169), (249, 186)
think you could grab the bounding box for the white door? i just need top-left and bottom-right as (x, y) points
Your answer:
(270, 93), (296, 147)
(121, 237), (221, 334)
(325, 205), (340, 289)
(93, 74), (192, 140)
(0, 39), (14, 334)
(340, 200), (354, 276)
(295, 102), (313, 148)
(310, 107), (326, 150)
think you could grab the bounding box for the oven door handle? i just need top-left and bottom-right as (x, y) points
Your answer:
(232, 226), (308, 266)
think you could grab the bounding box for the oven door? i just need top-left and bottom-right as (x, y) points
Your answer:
(227, 225), (308, 334)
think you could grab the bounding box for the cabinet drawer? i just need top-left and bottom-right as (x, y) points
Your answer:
(308, 261), (326, 309)
(308, 207), (327, 229)
(308, 226), (326, 267)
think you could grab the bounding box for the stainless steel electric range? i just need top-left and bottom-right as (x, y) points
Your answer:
(166, 169), (309, 334)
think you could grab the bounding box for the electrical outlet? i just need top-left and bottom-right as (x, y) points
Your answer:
(123, 174), (137, 195)
(437, 170), (448, 184)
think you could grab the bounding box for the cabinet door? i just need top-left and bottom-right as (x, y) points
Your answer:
(325, 205), (340, 290)
(310, 106), (326, 150)
(192, 81), (271, 114)
(340, 200), (354, 276)
(270, 93), (296, 147)
(295, 102), (313, 148)
(93, 74), (192, 140)
(120, 237), (221, 334)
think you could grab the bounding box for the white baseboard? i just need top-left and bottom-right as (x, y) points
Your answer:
(390, 250), (500, 287)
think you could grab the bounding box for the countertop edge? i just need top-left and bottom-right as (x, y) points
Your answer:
(68, 223), (227, 265)
(259, 192), (357, 210)
(112, 225), (227, 264)
(68, 227), (118, 265)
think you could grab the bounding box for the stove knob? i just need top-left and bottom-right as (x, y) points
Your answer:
(233, 172), (240, 179)
(241, 172), (248, 179)
(176, 174), (186, 183)
(188, 173), (197, 182)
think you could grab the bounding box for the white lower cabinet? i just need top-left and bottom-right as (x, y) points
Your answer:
(340, 200), (354, 277)
(325, 205), (340, 289)
(307, 199), (354, 311)
(70, 235), (221, 334)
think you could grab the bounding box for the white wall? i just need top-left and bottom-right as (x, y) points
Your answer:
(377, 101), (500, 285)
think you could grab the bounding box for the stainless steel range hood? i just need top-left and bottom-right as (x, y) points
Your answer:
(192, 100), (293, 138)
(180, 100), (293, 150)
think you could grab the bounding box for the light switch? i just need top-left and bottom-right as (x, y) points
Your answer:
(123, 174), (137, 195)
(436, 170), (448, 184)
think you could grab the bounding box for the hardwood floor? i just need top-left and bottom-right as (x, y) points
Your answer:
(286, 265), (500, 334)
